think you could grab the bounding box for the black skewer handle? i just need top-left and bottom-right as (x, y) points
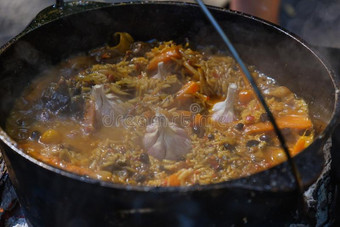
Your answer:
(194, 0), (304, 194)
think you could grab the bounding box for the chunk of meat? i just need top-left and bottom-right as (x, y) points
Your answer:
(41, 77), (85, 120)
(41, 77), (70, 115)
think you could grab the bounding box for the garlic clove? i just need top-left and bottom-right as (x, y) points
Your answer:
(211, 83), (238, 124)
(152, 62), (167, 79)
(143, 114), (192, 161)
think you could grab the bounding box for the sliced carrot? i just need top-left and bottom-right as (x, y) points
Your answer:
(176, 81), (200, 102)
(147, 47), (181, 71)
(292, 137), (306, 155)
(275, 115), (313, 129)
(292, 134), (313, 155)
(239, 89), (254, 105)
(245, 115), (312, 134)
(164, 173), (181, 186)
(244, 122), (272, 134)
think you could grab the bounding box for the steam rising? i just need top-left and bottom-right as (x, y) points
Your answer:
(282, 0), (340, 48)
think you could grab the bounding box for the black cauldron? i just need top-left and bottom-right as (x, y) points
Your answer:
(0, 1), (339, 226)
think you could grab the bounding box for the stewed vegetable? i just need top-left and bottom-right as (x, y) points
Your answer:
(6, 33), (314, 186)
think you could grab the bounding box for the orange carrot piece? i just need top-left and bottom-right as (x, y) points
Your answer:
(292, 137), (306, 155)
(176, 81), (200, 101)
(147, 47), (181, 71)
(239, 89), (254, 105)
(276, 115), (313, 129)
(165, 173), (181, 186)
(245, 115), (312, 134)
(292, 134), (313, 155)
(245, 122), (272, 134)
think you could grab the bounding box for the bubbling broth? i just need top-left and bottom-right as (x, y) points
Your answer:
(6, 33), (314, 186)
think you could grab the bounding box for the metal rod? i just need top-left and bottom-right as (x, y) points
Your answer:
(56, 0), (64, 8)
(194, 0), (304, 194)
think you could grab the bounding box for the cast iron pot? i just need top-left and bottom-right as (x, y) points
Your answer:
(0, 1), (339, 226)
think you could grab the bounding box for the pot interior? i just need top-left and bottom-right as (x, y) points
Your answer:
(0, 2), (337, 191)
